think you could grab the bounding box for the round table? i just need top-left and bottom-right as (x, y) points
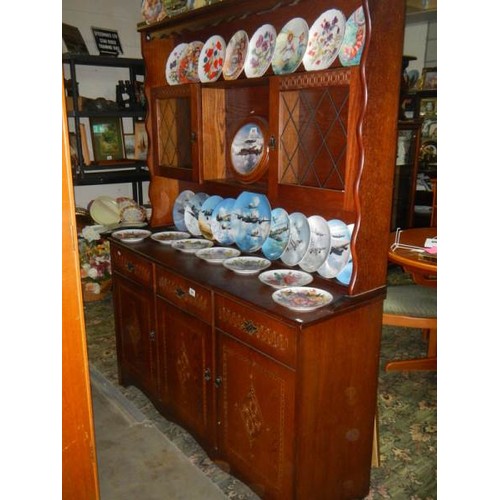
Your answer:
(388, 227), (437, 287)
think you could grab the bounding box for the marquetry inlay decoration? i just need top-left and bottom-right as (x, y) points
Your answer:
(278, 67), (351, 91)
(219, 307), (289, 351)
(158, 276), (209, 312)
(176, 339), (192, 390)
(239, 381), (263, 447)
(125, 308), (141, 354)
(112, 250), (151, 284)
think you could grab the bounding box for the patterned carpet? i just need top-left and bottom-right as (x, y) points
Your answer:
(84, 266), (436, 499)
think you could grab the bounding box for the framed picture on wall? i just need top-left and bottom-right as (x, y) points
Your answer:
(422, 67), (437, 90)
(134, 122), (148, 160)
(124, 134), (136, 159)
(90, 117), (125, 162)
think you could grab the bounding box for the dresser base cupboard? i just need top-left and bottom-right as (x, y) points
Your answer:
(111, 240), (385, 499)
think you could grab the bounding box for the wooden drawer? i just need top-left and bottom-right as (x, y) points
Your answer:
(110, 245), (153, 288)
(215, 295), (297, 369)
(156, 266), (212, 324)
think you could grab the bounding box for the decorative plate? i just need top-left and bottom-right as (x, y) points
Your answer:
(317, 219), (352, 279)
(229, 117), (269, 183)
(198, 35), (226, 83)
(223, 256), (271, 275)
(178, 41), (204, 84)
(195, 246), (241, 263)
(336, 223), (354, 285)
(230, 191), (272, 253)
(244, 24), (277, 78)
(111, 229), (152, 243)
(261, 207), (290, 260)
(298, 215), (332, 272)
(280, 212), (311, 266)
(223, 30), (249, 80)
(258, 269), (313, 289)
(141, 0), (166, 25)
(165, 43), (188, 85)
(173, 190), (195, 232)
(272, 286), (333, 312)
(150, 231), (191, 245)
(339, 6), (366, 67)
(303, 9), (346, 71)
(121, 205), (146, 223)
(90, 196), (121, 225)
(184, 192), (209, 236)
(210, 198), (236, 245)
(271, 17), (309, 75)
(198, 195), (223, 240)
(172, 238), (214, 254)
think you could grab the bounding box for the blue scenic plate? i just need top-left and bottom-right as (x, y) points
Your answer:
(317, 219), (351, 279)
(261, 207), (290, 260)
(184, 192), (209, 236)
(336, 223), (355, 285)
(210, 198), (236, 245)
(173, 190), (195, 232)
(198, 195), (223, 240)
(230, 192), (272, 253)
(280, 212), (310, 266)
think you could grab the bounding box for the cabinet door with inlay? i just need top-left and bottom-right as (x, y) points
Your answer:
(112, 274), (157, 399)
(217, 331), (295, 500)
(157, 297), (215, 450)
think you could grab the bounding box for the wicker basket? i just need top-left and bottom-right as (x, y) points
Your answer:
(82, 279), (112, 302)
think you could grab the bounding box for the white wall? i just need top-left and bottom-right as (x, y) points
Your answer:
(404, 15), (437, 74)
(63, 0), (149, 209)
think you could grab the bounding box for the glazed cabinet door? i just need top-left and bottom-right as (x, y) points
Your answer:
(216, 331), (295, 500)
(156, 297), (215, 451)
(112, 273), (157, 399)
(150, 84), (201, 182)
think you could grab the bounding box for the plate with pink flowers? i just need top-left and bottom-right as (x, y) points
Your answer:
(303, 8), (346, 71)
(223, 30), (248, 80)
(272, 286), (333, 312)
(198, 35), (226, 82)
(244, 24), (277, 78)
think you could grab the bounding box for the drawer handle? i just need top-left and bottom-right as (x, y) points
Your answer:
(175, 287), (186, 298)
(241, 319), (258, 335)
(126, 262), (135, 272)
(214, 376), (222, 388)
(204, 368), (211, 382)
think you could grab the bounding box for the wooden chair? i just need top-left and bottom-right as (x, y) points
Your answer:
(383, 284), (437, 371)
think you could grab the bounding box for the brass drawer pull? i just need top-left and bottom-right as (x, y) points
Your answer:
(126, 262), (135, 272)
(241, 319), (258, 335)
(175, 287), (186, 298)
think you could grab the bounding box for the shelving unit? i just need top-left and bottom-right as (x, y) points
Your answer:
(63, 53), (150, 203)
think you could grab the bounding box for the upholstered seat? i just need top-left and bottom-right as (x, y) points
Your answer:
(383, 284), (437, 371)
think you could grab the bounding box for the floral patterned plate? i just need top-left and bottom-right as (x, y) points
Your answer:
(271, 17), (309, 75)
(165, 43), (188, 85)
(178, 41), (204, 83)
(258, 269), (313, 289)
(195, 247), (241, 263)
(272, 286), (333, 312)
(111, 229), (152, 243)
(244, 24), (277, 78)
(223, 30), (248, 80)
(172, 238), (214, 254)
(339, 6), (366, 67)
(303, 8), (346, 71)
(223, 256), (271, 275)
(198, 35), (226, 82)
